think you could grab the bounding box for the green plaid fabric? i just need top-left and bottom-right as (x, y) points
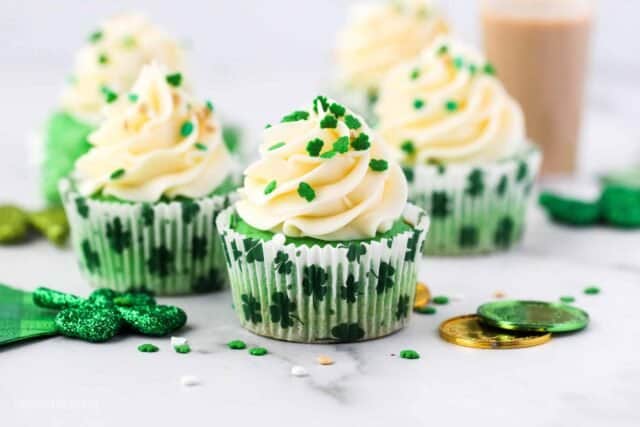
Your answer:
(0, 284), (57, 345)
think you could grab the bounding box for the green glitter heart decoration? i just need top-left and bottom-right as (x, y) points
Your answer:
(118, 305), (187, 336)
(55, 304), (123, 343)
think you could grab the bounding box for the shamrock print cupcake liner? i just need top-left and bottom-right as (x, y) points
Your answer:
(405, 144), (541, 255)
(217, 204), (429, 343)
(59, 178), (232, 295)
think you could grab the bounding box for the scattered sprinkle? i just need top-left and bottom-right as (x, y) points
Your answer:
(320, 150), (338, 159)
(281, 110), (310, 123)
(166, 72), (183, 87)
(445, 100), (459, 112)
(413, 98), (425, 110)
(88, 30), (103, 44)
(399, 349), (420, 360)
(560, 296), (575, 304)
(174, 344), (191, 354)
(432, 296), (449, 305)
(249, 347), (268, 356)
(100, 86), (118, 103)
(122, 35), (136, 48)
(306, 138), (324, 157)
(205, 100), (214, 112)
(332, 136), (350, 154)
(227, 340), (247, 350)
(369, 159), (389, 172)
(484, 63), (497, 75)
(268, 142), (286, 151)
(171, 337), (188, 347)
(138, 343), (159, 353)
(453, 57), (464, 69)
(180, 375), (200, 387)
(313, 95), (329, 113)
(437, 44), (448, 55)
(128, 93), (138, 102)
(98, 53), (109, 65)
(264, 180), (277, 195)
(329, 103), (346, 117)
(493, 291), (506, 299)
(317, 355), (334, 365)
(415, 306), (436, 315)
(351, 133), (370, 151)
(344, 114), (361, 130)
(180, 121), (194, 137)
(401, 140), (416, 156)
(265, 123), (272, 129)
(297, 182), (316, 202)
(469, 64), (478, 75)
(194, 142), (207, 151)
(110, 169), (125, 180)
(320, 114), (338, 129)
(290, 366), (308, 377)
(410, 68), (421, 80)
(584, 286), (601, 295)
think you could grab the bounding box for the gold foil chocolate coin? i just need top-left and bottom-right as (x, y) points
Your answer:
(439, 315), (551, 349)
(414, 282), (431, 309)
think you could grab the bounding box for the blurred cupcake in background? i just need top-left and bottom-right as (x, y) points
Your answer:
(41, 13), (186, 206)
(334, 0), (449, 122)
(60, 62), (236, 295)
(376, 36), (541, 255)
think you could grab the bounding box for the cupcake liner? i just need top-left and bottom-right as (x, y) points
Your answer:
(216, 204), (429, 343)
(406, 145), (541, 255)
(59, 178), (233, 295)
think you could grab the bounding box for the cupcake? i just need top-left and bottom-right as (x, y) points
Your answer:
(59, 63), (236, 295)
(335, 0), (449, 122)
(41, 13), (185, 205)
(216, 96), (429, 343)
(376, 36), (541, 255)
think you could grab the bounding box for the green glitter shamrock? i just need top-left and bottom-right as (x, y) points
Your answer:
(269, 292), (300, 329)
(32, 287), (187, 343)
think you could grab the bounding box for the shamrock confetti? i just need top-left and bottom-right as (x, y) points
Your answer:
(227, 339), (247, 350)
(249, 347), (268, 356)
(138, 343), (159, 353)
(399, 349), (420, 360)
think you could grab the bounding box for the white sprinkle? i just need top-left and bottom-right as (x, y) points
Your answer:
(180, 375), (200, 387)
(171, 336), (188, 347)
(272, 233), (286, 246)
(291, 366), (308, 377)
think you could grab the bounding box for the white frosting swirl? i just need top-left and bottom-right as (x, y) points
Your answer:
(336, 0), (449, 92)
(236, 97), (408, 241)
(74, 63), (232, 202)
(376, 36), (526, 164)
(61, 13), (185, 123)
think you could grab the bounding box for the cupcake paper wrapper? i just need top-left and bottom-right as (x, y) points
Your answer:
(216, 204), (429, 343)
(406, 145), (541, 255)
(59, 178), (232, 296)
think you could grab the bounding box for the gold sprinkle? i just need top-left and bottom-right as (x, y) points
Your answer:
(317, 355), (334, 366)
(172, 93), (180, 107)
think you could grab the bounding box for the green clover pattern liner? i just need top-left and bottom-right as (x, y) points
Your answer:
(217, 204), (429, 343)
(405, 145), (541, 255)
(59, 178), (232, 295)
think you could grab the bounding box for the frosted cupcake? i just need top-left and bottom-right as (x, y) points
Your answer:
(217, 96), (429, 343)
(59, 63), (235, 295)
(376, 36), (541, 255)
(335, 0), (448, 121)
(41, 13), (185, 205)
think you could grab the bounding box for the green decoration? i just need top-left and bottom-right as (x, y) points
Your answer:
(539, 192), (600, 226)
(227, 340), (247, 350)
(138, 343), (159, 353)
(0, 284), (57, 345)
(249, 347), (268, 356)
(399, 349), (420, 360)
(432, 296), (449, 305)
(0, 205), (29, 244)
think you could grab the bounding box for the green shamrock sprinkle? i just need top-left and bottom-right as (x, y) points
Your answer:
(584, 286), (600, 295)
(101, 86), (118, 103)
(264, 180), (277, 195)
(432, 295), (449, 305)
(469, 63), (478, 75)
(410, 68), (421, 80)
(560, 296), (575, 304)
(110, 169), (125, 180)
(265, 124), (272, 129)
(320, 114), (338, 129)
(205, 100), (214, 111)
(281, 110), (310, 123)
(351, 133), (370, 151)
(401, 140), (416, 156)
(313, 95), (330, 113)
(194, 142), (207, 151)
(369, 159), (389, 172)
(329, 103), (346, 117)
(227, 340), (247, 350)
(333, 136), (350, 154)
(306, 138), (324, 157)
(180, 121), (194, 137)
(128, 93), (138, 102)
(445, 100), (459, 112)
(165, 72), (182, 87)
(344, 114), (361, 130)
(138, 343), (159, 353)
(484, 63), (497, 75)
(415, 306), (436, 315)
(320, 150), (338, 159)
(453, 57), (464, 69)
(88, 30), (103, 43)
(249, 347), (268, 356)
(174, 344), (191, 354)
(399, 349), (420, 360)
(413, 99), (425, 110)
(268, 142), (286, 151)
(98, 53), (109, 65)
(437, 44), (448, 55)
(297, 182), (316, 202)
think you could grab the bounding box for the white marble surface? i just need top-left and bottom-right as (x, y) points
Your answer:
(1, 1), (640, 426)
